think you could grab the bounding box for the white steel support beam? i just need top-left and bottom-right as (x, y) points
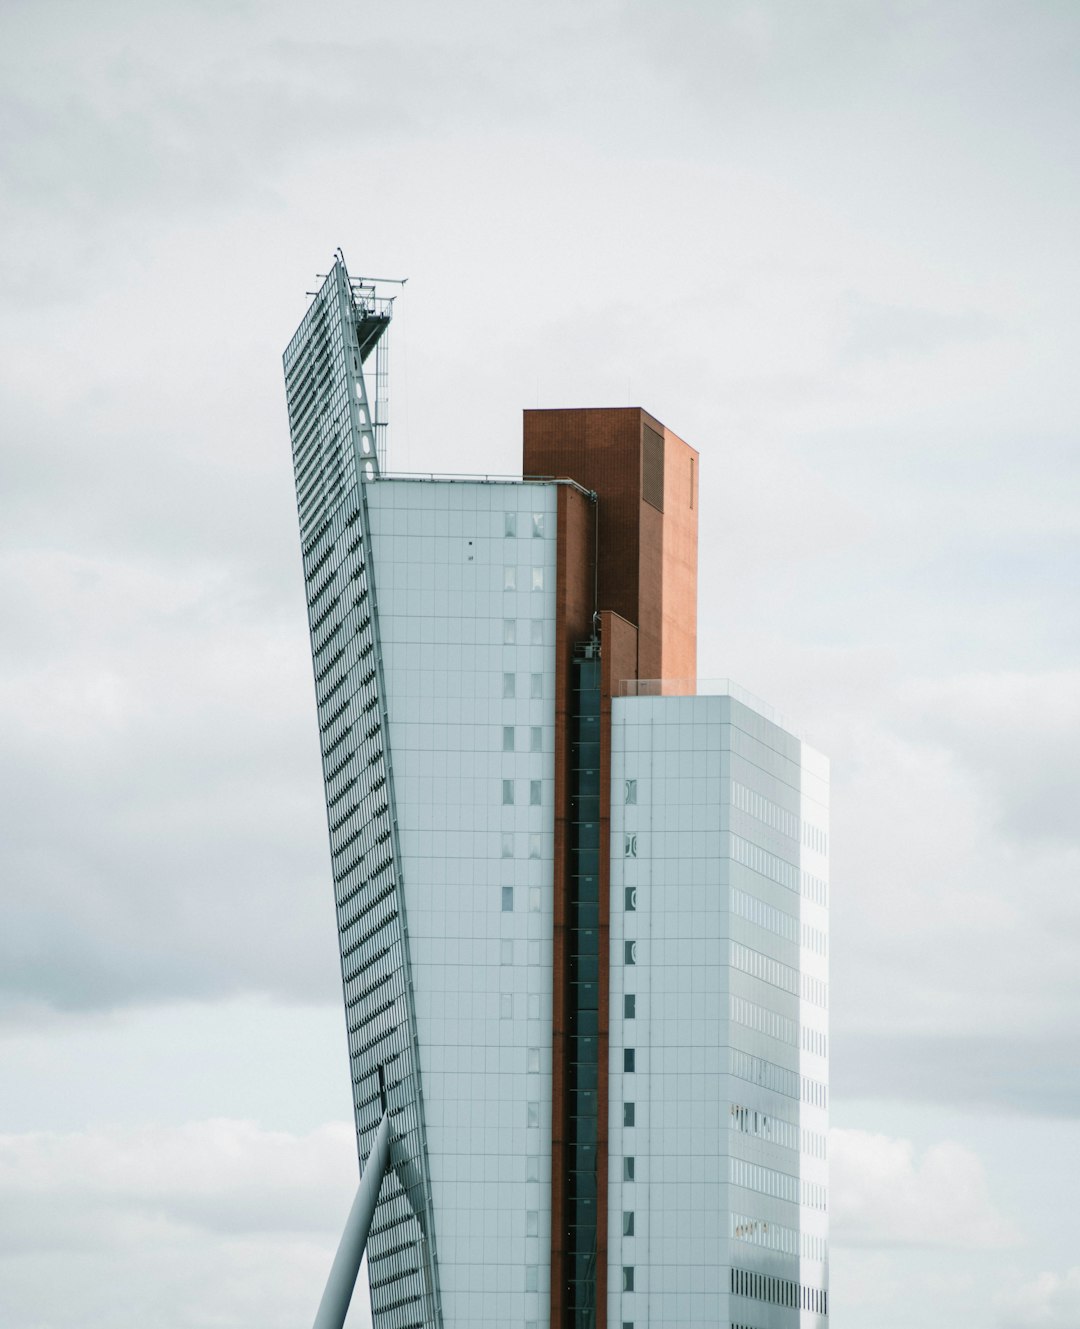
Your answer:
(312, 1110), (392, 1329)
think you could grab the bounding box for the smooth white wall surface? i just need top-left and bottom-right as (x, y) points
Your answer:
(367, 479), (558, 1327)
(610, 694), (829, 1328)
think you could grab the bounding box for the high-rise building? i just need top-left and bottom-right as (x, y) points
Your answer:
(283, 258), (829, 1329)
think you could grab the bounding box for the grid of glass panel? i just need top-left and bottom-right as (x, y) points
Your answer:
(285, 265), (441, 1329)
(608, 693), (829, 1327)
(366, 478), (558, 1327)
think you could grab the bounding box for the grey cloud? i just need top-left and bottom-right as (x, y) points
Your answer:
(835, 1032), (1080, 1119)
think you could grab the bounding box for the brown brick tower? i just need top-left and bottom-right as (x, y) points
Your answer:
(523, 408), (700, 1329)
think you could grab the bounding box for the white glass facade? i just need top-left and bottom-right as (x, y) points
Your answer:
(610, 694), (829, 1327)
(366, 478), (559, 1327)
(284, 257), (829, 1329)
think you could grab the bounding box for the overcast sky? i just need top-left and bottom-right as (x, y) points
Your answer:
(1, 2), (1078, 1326)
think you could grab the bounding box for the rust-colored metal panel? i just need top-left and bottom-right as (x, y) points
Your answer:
(527, 407), (698, 1329)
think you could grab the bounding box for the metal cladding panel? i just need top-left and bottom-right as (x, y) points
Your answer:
(608, 694), (829, 1328)
(365, 478), (560, 1328)
(284, 261), (442, 1329)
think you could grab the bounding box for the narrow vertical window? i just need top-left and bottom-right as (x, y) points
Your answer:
(624, 778), (637, 804)
(622, 1267), (634, 1292)
(527, 1046), (540, 1073)
(624, 886), (637, 911)
(530, 672), (542, 698)
(531, 567), (544, 590)
(505, 512), (517, 536)
(623, 1211), (634, 1236)
(532, 513), (545, 537)
(624, 994), (636, 1019)
(624, 941), (637, 965)
(503, 673), (516, 698)
(529, 779), (541, 805)
(623, 1102), (635, 1126)
(624, 1048), (635, 1072)
(501, 887), (514, 912)
(530, 726), (542, 752)
(623, 1156), (635, 1181)
(504, 566), (517, 590)
(502, 779), (514, 804)
(503, 725), (515, 752)
(503, 618), (516, 644)
(530, 618), (543, 645)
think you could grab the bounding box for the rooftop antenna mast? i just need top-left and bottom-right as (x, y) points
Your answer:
(335, 250), (407, 473)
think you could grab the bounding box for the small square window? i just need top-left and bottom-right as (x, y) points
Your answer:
(624, 994), (636, 1019)
(624, 779), (637, 804)
(623, 1210), (634, 1236)
(503, 725), (515, 752)
(527, 1046), (540, 1073)
(530, 619), (543, 645)
(504, 566), (517, 590)
(530, 672), (543, 699)
(501, 940), (514, 964)
(531, 567), (544, 590)
(625, 940), (637, 965)
(504, 618), (516, 644)
(624, 1048), (635, 1072)
(622, 1267), (634, 1293)
(502, 779), (515, 805)
(527, 1101), (539, 1127)
(502, 886), (514, 912)
(623, 1102), (635, 1127)
(530, 726), (542, 752)
(530, 779), (542, 806)
(505, 512), (517, 537)
(532, 513), (545, 537)
(500, 994), (512, 1019)
(623, 1156), (635, 1181)
(625, 886), (636, 911)
(503, 673), (516, 698)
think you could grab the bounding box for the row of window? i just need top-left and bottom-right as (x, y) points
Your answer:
(502, 565), (546, 591)
(731, 780), (799, 840)
(503, 672), (545, 699)
(730, 1048), (828, 1108)
(730, 1158), (828, 1211)
(729, 994), (797, 1046)
(731, 1210), (797, 1255)
(498, 886), (543, 919)
(731, 886), (797, 943)
(802, 973), (829, 1008)
(503, 617), (545, 645)
(732, 833), (830, 907)
(803, 820), (828, 854)
(502, 779), (543, 805)
(730, 1265), (828, 1314)
(501, 833), (544, 858)
(802, 1025), (828, 1057)
(730, 887), (829, 959)
(730, 940), (798, 995)
(502, 724), (544, 752)
(503, 511), (547, 538)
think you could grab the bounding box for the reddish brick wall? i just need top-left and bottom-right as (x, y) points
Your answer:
(526, 408), (699, 1329)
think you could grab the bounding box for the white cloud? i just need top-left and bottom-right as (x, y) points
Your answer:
(0, 1119), (374, 1329)
(999, 1267), (1080, 1328)
(831, 1128), (1019, 1250)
